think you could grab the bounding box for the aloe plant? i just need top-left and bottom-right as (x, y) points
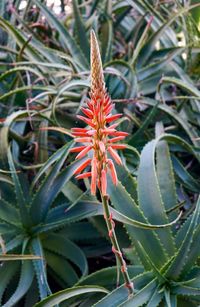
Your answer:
(96, 134), (200, 306)
(0, 1), (199, 306)
(0, 144), (97, 306)
(0, 0), (199, 167)
(36, 132), (200, 306)
(0, 135), (186, 306)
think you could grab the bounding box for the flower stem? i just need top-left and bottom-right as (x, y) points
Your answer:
(101, 194), (134, 296)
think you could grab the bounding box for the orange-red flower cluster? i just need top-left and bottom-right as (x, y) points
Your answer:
(70, 31), (128, 196)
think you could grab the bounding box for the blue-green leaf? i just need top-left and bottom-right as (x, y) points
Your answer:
(0, 198), (20, 225)
(172, 156), (200, 193)
(30, 237), (51, 299)
(156, 139), (177, 220)
(43, 234), (88, 277)
(0, 262), (19, 304)
(2, 261), (34, 307)
(8, 148), (31, 227)
(45, 250), (78, 286)
(34, 286), (109, 307)
(34, 0), (88, 69)
(94, 272), (154, 307)
(121, 279), (158, 307)
(30, 142), (73, 223)
(107, 177), (167, 269)
(72, 0), (90, 61)
(78, 265), (144, 289)
(138, 139), (176, 255)
(166, 196), (200, 279)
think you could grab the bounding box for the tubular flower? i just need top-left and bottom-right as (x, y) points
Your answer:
(71, 30), (128, 196)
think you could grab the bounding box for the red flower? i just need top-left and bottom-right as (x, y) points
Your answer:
(71, 30), (128, 196)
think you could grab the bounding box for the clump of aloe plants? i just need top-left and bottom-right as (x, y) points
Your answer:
(0, 0), (199, 306)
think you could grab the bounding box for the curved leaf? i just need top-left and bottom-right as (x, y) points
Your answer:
(0, 198), (20, 225)
(107, 176), (168, 269)
(72, 0), (90, 61)
(172, 156), (200, 193)
(31, 237), (51, 299)
(166, 196), (200, 279)
(140, 98), (200, 147)
(8, 148), (31, 227)
(43, 234), (88, 277)
(0, 66), (44, 83)
(94, 272), (154, 307)
(31, 142), (72, 189)
(0, 262), (19, 304)
(30, 142), (73, 223)
(78, 265), (144, 289)
(45, 250), (79, 286)
(34, 286), (109, 307)
(0, 110), (28, 167)
(120, 279), (158, 307)
(138, 139), (176, 255)
(2, 261), (34, 307)
(34, 0), (88, 69)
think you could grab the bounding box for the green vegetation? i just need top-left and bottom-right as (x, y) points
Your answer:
(0, 0), (199, 306)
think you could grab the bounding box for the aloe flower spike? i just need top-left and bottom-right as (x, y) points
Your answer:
(70, 30), (134, 296)
(71, 30), (128, 197)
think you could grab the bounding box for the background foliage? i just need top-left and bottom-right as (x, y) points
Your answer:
(0, 0), (199, 306)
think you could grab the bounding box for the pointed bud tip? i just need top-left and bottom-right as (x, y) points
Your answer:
(90, 29), (96, 41)
(90, 29), (105, 95)
(90, 29), (99, 54)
